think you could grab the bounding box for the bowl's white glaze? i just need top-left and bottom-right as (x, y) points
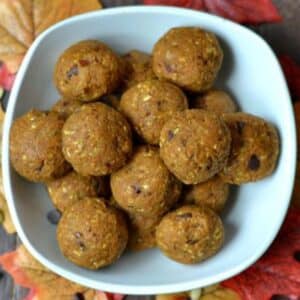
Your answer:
(2, 6), (296, 295)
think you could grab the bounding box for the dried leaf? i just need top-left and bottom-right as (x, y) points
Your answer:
(0, 25), (26, 73)
(201, 286), (240, 300)
(0, 0), (33, 47)
(144, 0), (205, 10)
(144, 0), (282, 24)
(0, 192), (15, 233)
(0, 245), (121, 300)
(203, 0), (282, 24)
(279, 55), (300, 102)
(0, 0), (102, 74)
(222, 207), (300, 300)
(156, 292), (189, 300)
(156, 285), (240, 300)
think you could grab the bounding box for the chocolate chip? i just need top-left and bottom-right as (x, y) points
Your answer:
(206, 157), (213, 170)
(167, 130), (174, 141)
(176, 212), (192, 219)
(236, 121), (245, 135)
(187, 239), (198, 245)
(105, 162), (112, 169)
(78, 241), (86, 251)
(35, 160), (44, 172)
(164, 62), (174, 73)
(79, 59), (90, 66)
(248, 154), (260, 170)
(83, 87), (90, 94)
(47, 209), (61, 225)
(67, 65), (78, 79)
(181, 138), (187, 146)
(73, 292), (85, 300)
(131, 184), (142, 194)
(270, 296), (291, 300)
(294, 250), (300, 262)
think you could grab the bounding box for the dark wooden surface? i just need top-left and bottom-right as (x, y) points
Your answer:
(0, 0), (299, 299)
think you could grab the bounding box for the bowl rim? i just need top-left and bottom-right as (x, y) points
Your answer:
(2, 5), (297, 295)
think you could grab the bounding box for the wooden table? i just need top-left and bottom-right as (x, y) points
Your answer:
(0, 0), (299, 299)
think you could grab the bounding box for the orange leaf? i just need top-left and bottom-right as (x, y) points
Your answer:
(155, 286), (240, 300)
(0, 245), (125, 300)
(0, 0), (102, 73)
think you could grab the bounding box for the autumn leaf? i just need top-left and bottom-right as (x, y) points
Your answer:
(222, 207), (300, 300)
(0, 62), (15, 90)
(156, 285), (240, 300)
(143, 0), (282, 24)
(0, 244), (124, 300)
(280, 55), (300, 102)
(0, 192), (15, 234)
(0, 0), (102, 77)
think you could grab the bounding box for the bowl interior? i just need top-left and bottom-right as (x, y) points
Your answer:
(2, 6), (296, 295)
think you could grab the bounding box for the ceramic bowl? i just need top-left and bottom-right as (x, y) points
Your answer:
(2, 6), (297, 295)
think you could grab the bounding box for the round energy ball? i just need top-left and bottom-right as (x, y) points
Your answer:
(160, 109), (231, 184)
(54, 40), (121, 101)
(111, 145), (182, 217)
(57, 197), (128, 269)
(156, 205), (224, 264)
(10, 110), (70, 182)
(153, 27), (223, 92)
(192, 90), (237, 114)
(47, 171), (108, 212)
(62, 103), (132, 176)
(220, 113), (280, 184)
(183, 175), (229, 213)
(122, 50), (157, 89)
(120, 79), (188, 144)
(51, 98), (83, 119)
(128, 213), (161, 251)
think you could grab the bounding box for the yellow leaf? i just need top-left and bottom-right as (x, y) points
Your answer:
(200, 284), (240, 300)
(0, 0), (102, 73)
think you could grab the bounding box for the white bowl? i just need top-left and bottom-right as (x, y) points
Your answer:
(2, 6), (297, 295)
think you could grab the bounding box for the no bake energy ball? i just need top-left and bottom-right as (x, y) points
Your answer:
(220, 113), (279, 184)
(62, 103), (132, 176)
(47, 171), (107, 212)
(120, 79), (188, 144)
(156, 205), (224, 264)
(51, 98), (83, 119)
(111, 146), (182, 217)
(160, 109), (231, 184)
(54, 40), (121, 101)
(153, 27), (223, 92)
(10, 110), (69, 182)
(122, 50), (157, 89)
(183, 175), (229, 213)
(57, 197), (128, 269)
(192, 90), (237, 114)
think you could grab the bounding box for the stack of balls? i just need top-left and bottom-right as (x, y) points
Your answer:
(9, 27), (279, 269)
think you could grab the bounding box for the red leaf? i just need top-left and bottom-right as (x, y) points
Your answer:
(143, 0), (205, 10)
(0, 248), (33, 288)
(143, 0), (282, 24)
(222, 208), (300, 300)
(203, 0), (282, 24)
(24, 289), (36, 300)
(0, 62), (16, 91)
(279, 55), (300, 102)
